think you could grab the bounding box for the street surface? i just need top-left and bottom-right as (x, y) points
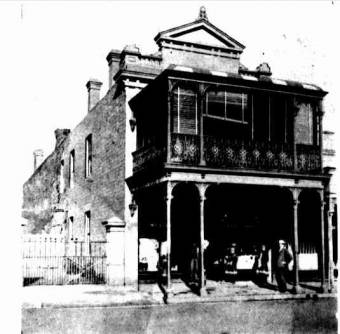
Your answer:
(23, 298), (337, 334)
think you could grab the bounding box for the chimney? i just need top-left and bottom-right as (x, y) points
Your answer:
(121, 44), (141, 61)
(33, 149), (44, 172)
(86, 79), (102, 112)
(54, 129), (70, 148)
(106, 49), (121, 88)
(256, 62), (272, 77)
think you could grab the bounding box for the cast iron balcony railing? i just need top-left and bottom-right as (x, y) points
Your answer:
(203, 136), (294, 171)
(132, 133), (321, 174)
(296, 144), (321, 172)
(132, 145), (166, 173)
(170, 133), (200, 165)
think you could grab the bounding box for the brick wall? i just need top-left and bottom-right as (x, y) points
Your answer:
(22, 140), (67, 234)
(60, 84), (127, 242)
(22, 83), (128, 239)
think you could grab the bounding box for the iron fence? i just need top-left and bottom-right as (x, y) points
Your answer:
(22, 237), (107, 286)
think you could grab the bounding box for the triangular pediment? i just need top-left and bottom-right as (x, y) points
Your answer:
(174, 28), (231, 48)
(155, 18), (245, 53)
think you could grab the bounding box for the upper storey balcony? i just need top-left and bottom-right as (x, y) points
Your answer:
(129, 66), (327, 178)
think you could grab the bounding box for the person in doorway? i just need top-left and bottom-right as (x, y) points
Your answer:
(224, 243), (238, 282)
(157, 240), (168, 283)
(189, 242), (199, 284)
(275, 239), (293, 292)
(189, 240), (209, 284)
(203, 239), (209, 284)
(255, 244), (269, 285)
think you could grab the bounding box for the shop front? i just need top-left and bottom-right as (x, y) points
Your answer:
(134, 172), (330, 297)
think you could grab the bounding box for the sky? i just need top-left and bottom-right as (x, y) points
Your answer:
(0, 1), (339, 328)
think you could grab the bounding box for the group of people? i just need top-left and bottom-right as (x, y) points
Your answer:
(188, 239), (293, 293)
(158, 239), (294, 293)
(253, 240), (293, 292)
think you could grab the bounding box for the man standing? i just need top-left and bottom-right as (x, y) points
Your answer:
(275, 240), (293, 292)
(255, 244), (269, 284)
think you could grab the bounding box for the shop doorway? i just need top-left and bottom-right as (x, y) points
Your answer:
(204, 184), (292, 283)
(171, 183), (200, 281)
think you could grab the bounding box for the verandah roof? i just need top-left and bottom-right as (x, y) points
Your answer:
(129, 64), (327, 114)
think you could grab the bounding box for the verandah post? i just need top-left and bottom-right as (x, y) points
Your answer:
(165, 181), (174, 295)
(327, 196), (335, 292)
(292, 99), (299, 171)
(199, 83), (206, 166)
(290, 187), (302, 294)
(196, 183), (208, 296)
(318, 189), (326, 293)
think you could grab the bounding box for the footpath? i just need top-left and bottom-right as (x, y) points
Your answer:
(22, 280), (337, 309)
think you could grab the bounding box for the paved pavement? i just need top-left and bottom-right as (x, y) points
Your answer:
(22, 298), (337, 333)
(165, 280), (336, 304)
(22, 280), (337, 309)
(22, 284), (164, 309)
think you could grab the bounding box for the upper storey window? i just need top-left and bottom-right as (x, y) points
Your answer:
(295, 102), (314, 145)
(85, 134), (93, 178)
(60, 160), (65, 193)
(172, 86), (198, 135)
(253, 93), (291, 144)
(206, 90), (248, 123)
(69, 149), (75, 188)
(84, 211), (91, 244)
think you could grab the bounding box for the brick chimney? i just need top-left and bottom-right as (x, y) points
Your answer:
(54, 129), (70, 148)
(106, 49), (121, 88)
(33, 149), (44, 172)
(86, 79), (102, 112)
(256, 62), (272, 77)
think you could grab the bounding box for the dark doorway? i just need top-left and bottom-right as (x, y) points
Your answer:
(204, 184), (292, 282)
(298, 190), (322, 282)
(138, 186), (164, 283)
(171, 183), (200, 280)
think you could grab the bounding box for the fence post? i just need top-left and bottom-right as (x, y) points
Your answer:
(74, 239), (77, 257)
(102, 217), (125, 286)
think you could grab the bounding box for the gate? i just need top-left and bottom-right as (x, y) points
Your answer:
(22, 236), (107, 286)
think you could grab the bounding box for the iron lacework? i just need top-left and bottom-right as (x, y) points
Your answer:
(132, 134), (321, 174)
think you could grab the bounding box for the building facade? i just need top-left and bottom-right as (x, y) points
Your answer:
(22, 8), (337, 293)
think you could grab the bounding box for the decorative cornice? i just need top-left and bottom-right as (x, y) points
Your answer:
(114, 68), (159, 85)
(159, 38), (241, 58)
(163, 163), (328, 183)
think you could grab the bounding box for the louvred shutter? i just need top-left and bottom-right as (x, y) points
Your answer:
(172, 87), (197, 134)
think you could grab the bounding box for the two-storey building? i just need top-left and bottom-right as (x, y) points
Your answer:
(23, 7), (336, 294)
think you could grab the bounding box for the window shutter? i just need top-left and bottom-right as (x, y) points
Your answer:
(295, 103), (314, 145)
(172, 87), (197, 134)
